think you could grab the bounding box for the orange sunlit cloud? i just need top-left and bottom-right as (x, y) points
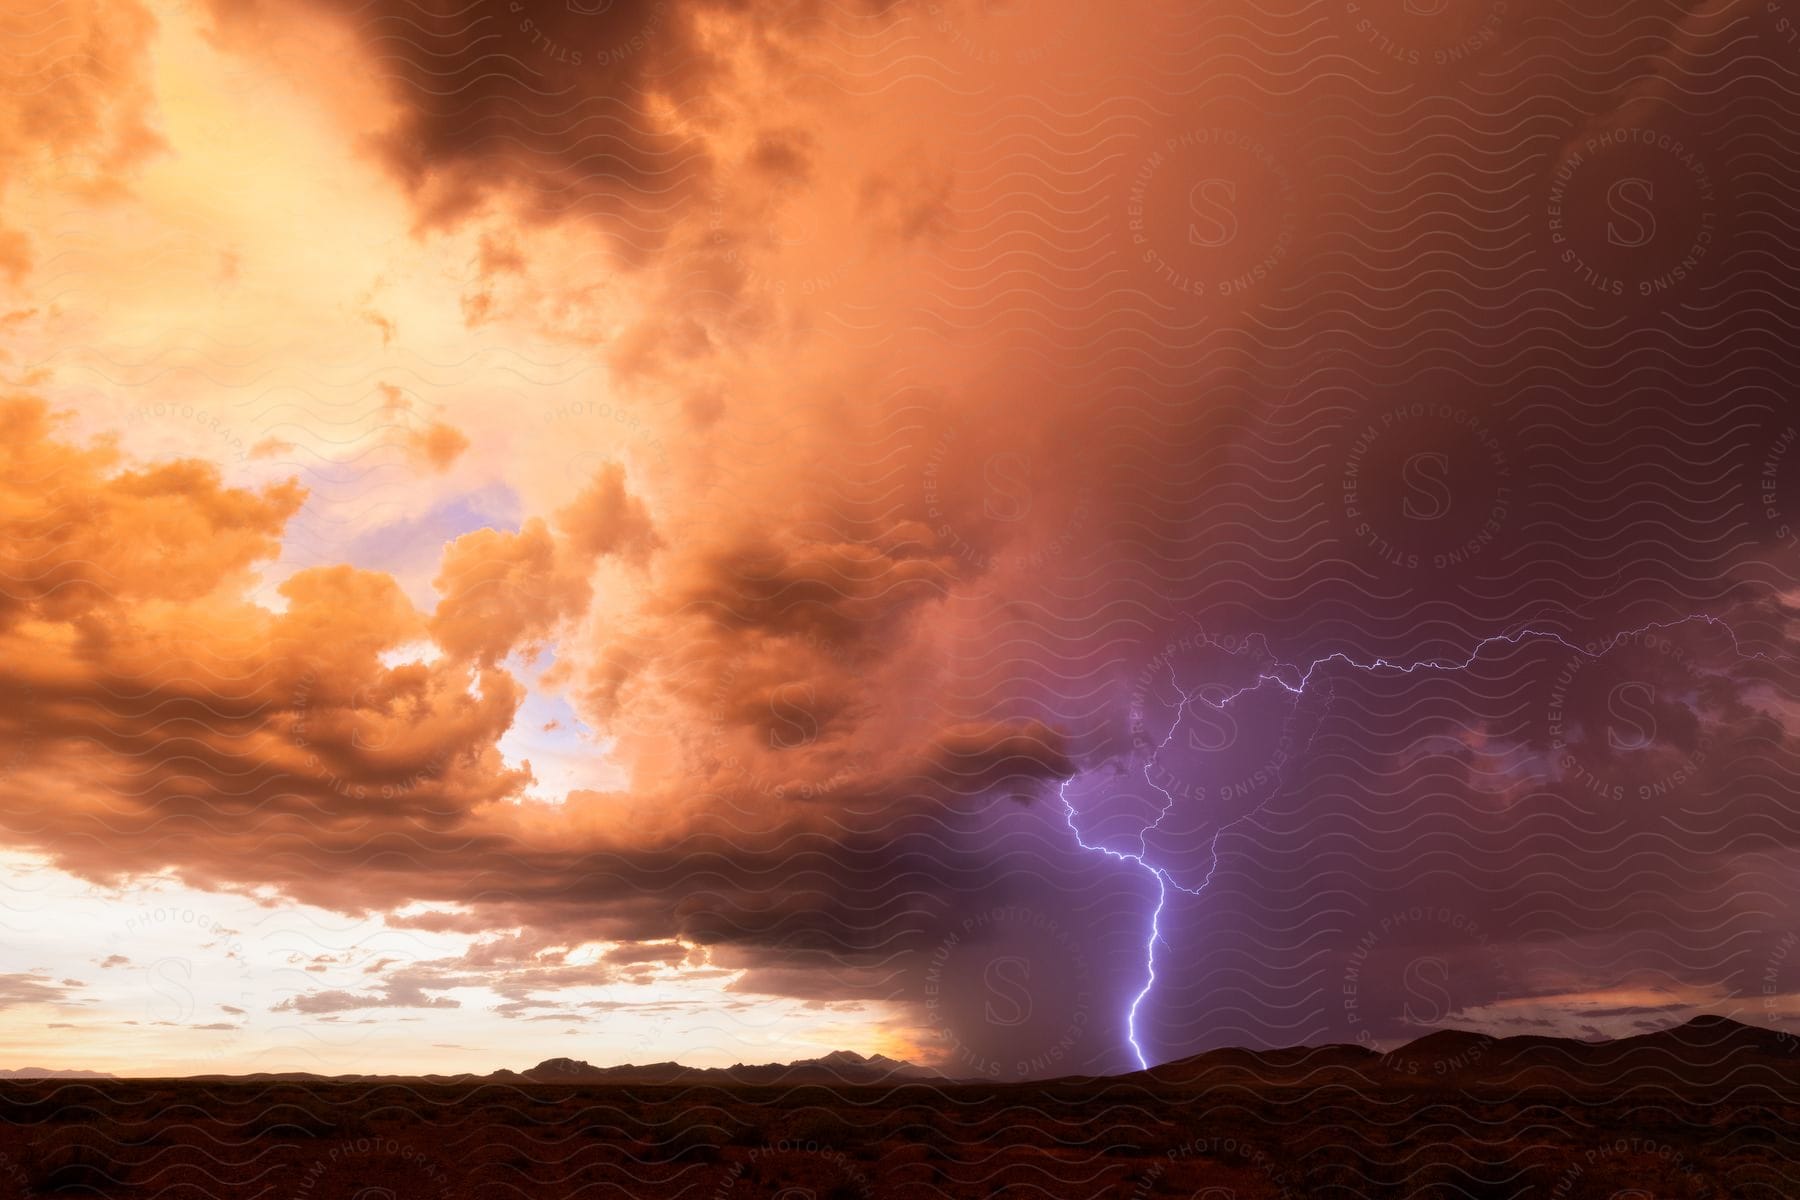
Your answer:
(6, 0), (1800, 1083)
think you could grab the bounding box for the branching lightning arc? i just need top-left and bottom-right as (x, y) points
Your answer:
(1059, 614), (1767, 1070)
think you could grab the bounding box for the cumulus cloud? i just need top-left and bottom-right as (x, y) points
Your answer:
(0, 391), (1079, 1042)
(9, 0), (1800, 1079)
(0, 0), (163, 279)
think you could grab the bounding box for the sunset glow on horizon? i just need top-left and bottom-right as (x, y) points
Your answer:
(6, 0), (1800, 1091)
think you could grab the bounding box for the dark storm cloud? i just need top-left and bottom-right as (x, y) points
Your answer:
(205, 0), (902, 259)
(13, 0), (1800, 1080)
(210, 0), (697, 241)
(0, 387), (1111, 1066)
(742, 0), (1800, 1069)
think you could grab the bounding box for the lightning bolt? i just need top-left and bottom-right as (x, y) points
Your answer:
(1061, 613), (1771, 1071)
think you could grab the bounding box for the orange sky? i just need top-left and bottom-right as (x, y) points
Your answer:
(6, 0), (1800, 1078)
(0, 0), (1145, 1074)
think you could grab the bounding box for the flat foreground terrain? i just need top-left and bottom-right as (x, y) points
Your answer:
(2, 1051), (1792, 1198)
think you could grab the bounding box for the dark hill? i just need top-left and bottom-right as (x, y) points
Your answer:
(1138, 1013), (1800, 1092)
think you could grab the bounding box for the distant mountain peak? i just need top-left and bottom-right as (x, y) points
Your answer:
(1677, 1013), (1750, 1031)
(530, 1056), (594, 1074)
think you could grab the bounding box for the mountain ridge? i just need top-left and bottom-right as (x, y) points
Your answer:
(7, 1014), (1796, 1085)
(501, 1047), (941, 1086)
(1132, 1013), (1800, 1089)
